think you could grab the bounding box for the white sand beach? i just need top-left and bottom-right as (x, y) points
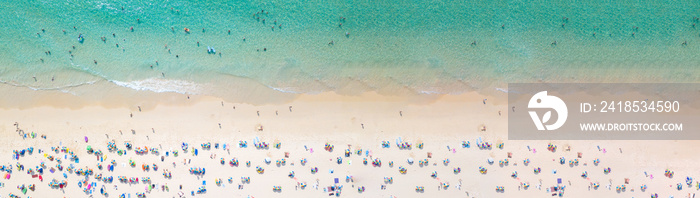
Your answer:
(0, 88), (698, 198)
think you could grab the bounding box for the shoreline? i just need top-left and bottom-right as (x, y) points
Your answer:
(0, 78), (508, 110)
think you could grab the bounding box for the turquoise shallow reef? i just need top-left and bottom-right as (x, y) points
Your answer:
(0, 0), (698, 100)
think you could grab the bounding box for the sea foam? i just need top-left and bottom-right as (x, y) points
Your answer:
(111, 78), (200, 95)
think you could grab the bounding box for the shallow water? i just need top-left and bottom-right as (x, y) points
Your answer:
(1, 0), (698, 102)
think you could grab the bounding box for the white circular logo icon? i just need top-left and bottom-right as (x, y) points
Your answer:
(528, 91), (568, 131)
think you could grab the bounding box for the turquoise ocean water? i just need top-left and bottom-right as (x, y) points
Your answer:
(1, 0), (699, 102)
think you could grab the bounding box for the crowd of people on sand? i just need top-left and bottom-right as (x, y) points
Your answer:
(4, 121), (699, 198)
